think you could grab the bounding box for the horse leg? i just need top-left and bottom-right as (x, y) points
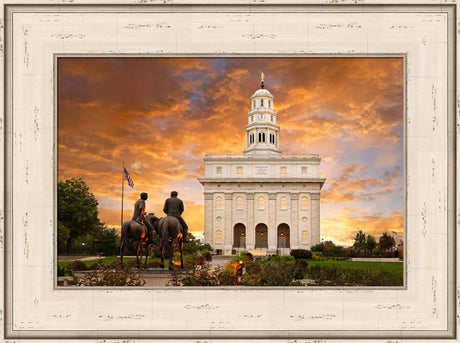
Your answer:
(134, 241), (140, 269)
(119, 241), (124, 268)
(160, 246), (165, 269)
(169, 239), (177, 271)
(144, 243), (151, 267)
(168, 244), (174, 270)
(179, 240), (184, 269)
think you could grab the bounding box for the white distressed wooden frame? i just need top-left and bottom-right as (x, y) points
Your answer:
(1, 1), (457, 341)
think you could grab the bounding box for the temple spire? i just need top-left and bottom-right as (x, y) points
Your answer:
(244, 78), (281, 157)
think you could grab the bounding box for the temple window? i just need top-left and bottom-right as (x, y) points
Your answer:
(280, 197), (287, 210)
(258, 197), (265, 210)
(216, 230), (222, 243)
(216, 197), (223, 209)
(301, 197), (308, 210)
(237, 197), (243, 210)
(302, 231), (308, 244)
(280, 166), (287, 174)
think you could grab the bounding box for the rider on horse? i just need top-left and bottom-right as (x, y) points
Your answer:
(132, 192), (148, 222)
(131, 192), (153, 242)
(163, 191), (188, 240)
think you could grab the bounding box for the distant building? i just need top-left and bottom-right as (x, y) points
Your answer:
(199, 78), (325, 255)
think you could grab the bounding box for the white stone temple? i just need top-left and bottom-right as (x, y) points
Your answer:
(198, 77), (325, 255)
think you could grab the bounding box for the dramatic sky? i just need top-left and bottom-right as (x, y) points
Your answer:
(58, 57), (404, 246)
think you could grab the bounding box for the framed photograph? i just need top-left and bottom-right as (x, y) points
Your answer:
(2, 1), (457, 341)
(56, 55), (404, 289)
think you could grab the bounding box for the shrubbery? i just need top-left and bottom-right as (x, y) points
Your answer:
(240, 257), (302, 286)
(231, 251), (253, 263)
(293, 259), (309, 280)
(166, 249), (401, 287)
(170, 261), (220, 286)
(66, 260), (88, 272)
(74, 263), (145, 286)
(290, 249), (312, 260)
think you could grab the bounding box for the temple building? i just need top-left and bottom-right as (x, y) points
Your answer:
(198, 77), (325, 255)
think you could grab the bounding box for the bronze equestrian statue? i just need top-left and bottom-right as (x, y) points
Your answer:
(119, 213), (159, 268)
(157, 215), (185, 270)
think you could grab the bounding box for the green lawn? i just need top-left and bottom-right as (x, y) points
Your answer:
(58, 256), (130, 269)
(58, 256), (171, 275)
(306, 260), (404, 284)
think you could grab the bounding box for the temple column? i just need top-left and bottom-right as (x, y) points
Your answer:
(290, 194), (299, 249)
(204, 193), (215, 251)
(224, 193), (233, 254)
(311, 193), (321, 246)
(268, 193), (277, 253)
(246, 194), (255, 250)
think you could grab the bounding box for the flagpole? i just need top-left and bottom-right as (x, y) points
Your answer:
(121, 160), (125, 228)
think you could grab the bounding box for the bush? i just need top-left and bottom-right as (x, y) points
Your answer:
(175, 262), (220, 286)
(57, 264), (68, 276)
(219, 264), (239, 286)
(88, 261), (104, 270)
(203, 252), (212, 261)
(311, 244), (324, 253)
(231, 251), (253, 263)
(67, 260), (88, 271)
(240, 259), (299, 286)
(75, 263), (144, 286)
(199, 243), (213, 255)
(293, 259), (309, 279)
(290, 249), (313, 260)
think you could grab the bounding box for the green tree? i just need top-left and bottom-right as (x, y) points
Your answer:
(323, 240), (335, 252)
(366, 234), (377, 256)
(321, 240), (345, 257)
(58, 178), (104, 254)
(57, 222), (70, 255)
(379, 232), (396, 252)
(353, 230), (366, 255)
(92, 227), (120, 256)
(311, 243), (325, 253)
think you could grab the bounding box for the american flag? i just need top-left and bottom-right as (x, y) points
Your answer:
(123, 167), (134, 188)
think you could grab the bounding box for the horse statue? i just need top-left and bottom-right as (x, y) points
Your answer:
(119, 213), (160, 268)
(157, 216), (186, 270)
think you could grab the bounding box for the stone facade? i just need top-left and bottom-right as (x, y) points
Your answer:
(199, 80), (325, 255)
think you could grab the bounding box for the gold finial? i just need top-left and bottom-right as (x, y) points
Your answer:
(260, 71), (265, 89)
